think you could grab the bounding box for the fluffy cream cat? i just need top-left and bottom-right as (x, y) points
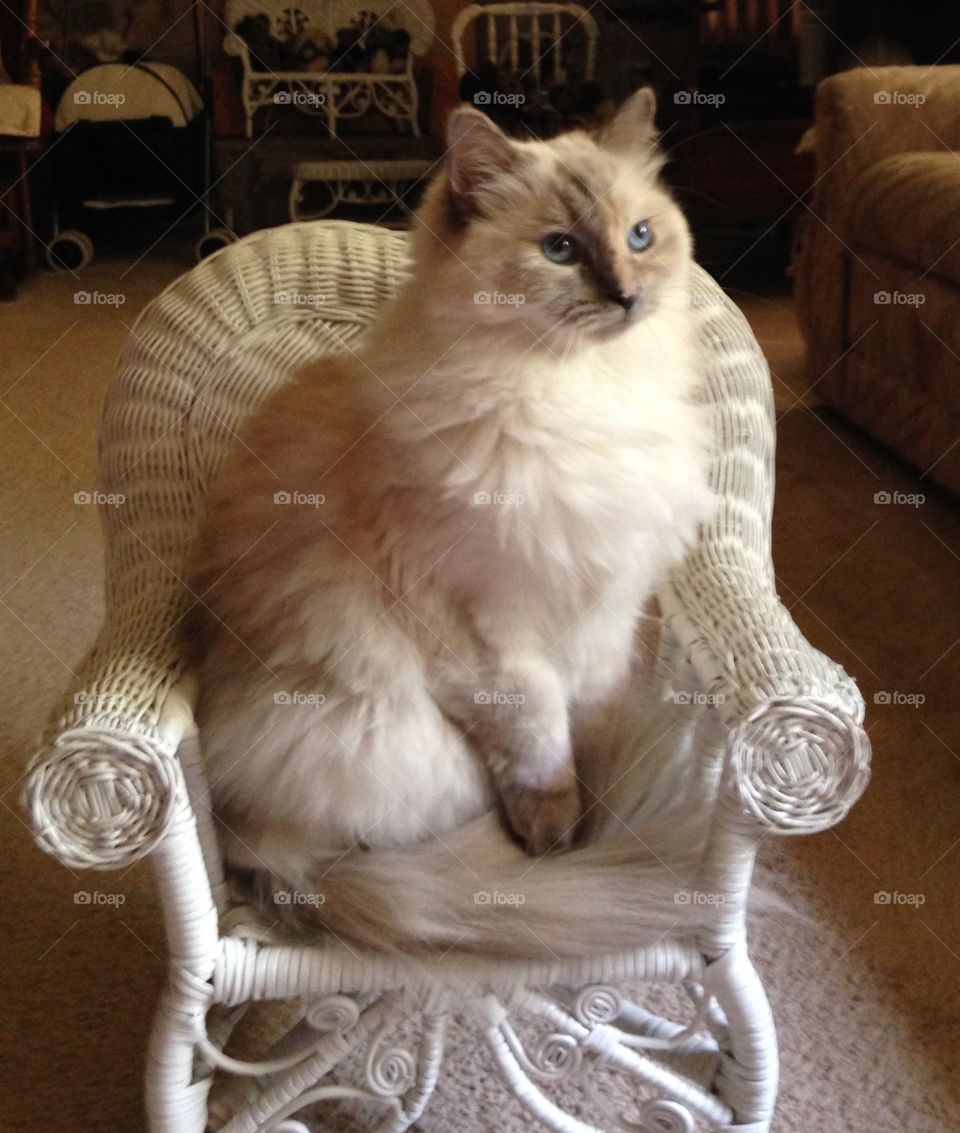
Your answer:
(187, 89), (718, 957)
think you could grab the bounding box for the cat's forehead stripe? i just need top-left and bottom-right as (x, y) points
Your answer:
(569, 172), (602, 207)
(557, 175), (618, 239)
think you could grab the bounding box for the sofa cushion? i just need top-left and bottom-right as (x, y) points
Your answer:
(847, 151), (960, 290)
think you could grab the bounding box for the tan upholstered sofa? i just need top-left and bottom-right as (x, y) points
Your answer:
(795, 66), (960, 495)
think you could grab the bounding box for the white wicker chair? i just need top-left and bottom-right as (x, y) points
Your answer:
(451, 2), (597, 89)
(23, 220), (871, 1133)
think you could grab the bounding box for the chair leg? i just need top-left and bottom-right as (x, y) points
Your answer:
(702, 944), (779, 1132)
(146, 982), (214, 1133)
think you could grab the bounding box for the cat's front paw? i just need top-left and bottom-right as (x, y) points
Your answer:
(499, 779), (581, 856)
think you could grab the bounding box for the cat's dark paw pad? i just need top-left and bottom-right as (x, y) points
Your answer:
(499, 780), (581, 856)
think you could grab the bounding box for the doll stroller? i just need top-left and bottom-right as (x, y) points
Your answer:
(45, 4), (234, 271)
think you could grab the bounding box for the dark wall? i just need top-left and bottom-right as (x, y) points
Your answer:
(1, 0), (31, 81)
(830, 0), (960, 66)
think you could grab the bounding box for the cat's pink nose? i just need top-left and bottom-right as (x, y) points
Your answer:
(611, 290), (637, 311)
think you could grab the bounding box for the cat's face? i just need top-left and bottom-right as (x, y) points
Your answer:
(415, 90), (692, 350)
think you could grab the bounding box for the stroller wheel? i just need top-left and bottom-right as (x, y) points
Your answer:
(195, 228), (237, 261)
(46, 230), (94, 272)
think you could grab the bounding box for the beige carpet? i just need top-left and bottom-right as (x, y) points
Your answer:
(1, 251), (958, 1133)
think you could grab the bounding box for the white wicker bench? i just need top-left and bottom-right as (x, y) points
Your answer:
(224, 0), (434, 138)
(289, 156), (434, 219)
(23, 220), (870, 1133)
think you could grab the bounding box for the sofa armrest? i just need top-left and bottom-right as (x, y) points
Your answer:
(23, 632), (194, 871)
(812, 65), (960, 215)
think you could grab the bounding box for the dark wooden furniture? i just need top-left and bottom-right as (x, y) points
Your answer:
(638, 1), (816, 281)
(0, 0), (43, 297)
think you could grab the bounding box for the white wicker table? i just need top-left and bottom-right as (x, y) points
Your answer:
(289, 157), (434, 220)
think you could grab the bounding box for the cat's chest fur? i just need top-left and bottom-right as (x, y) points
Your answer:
(366, 312), (714, 648)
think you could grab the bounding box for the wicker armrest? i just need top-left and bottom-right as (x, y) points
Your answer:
(23, 631), (194, 871)
(668, 269), (872, 836)
(663, 568), (870, 835)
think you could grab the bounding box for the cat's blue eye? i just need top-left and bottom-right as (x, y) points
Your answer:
(628, 221), (654, 252)
(541, 233), (580, 264)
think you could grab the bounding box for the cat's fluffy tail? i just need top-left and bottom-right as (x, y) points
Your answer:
(250, 812), (715, 959)
(241, 702), (771, 958)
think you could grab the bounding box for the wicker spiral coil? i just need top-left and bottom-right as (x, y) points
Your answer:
(728, 699), (871, 834)
(25, 727), (183, 870)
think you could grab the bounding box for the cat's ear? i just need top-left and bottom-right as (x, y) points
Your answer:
(597, 87), (659, 155)
(446, 107), (517, 202)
